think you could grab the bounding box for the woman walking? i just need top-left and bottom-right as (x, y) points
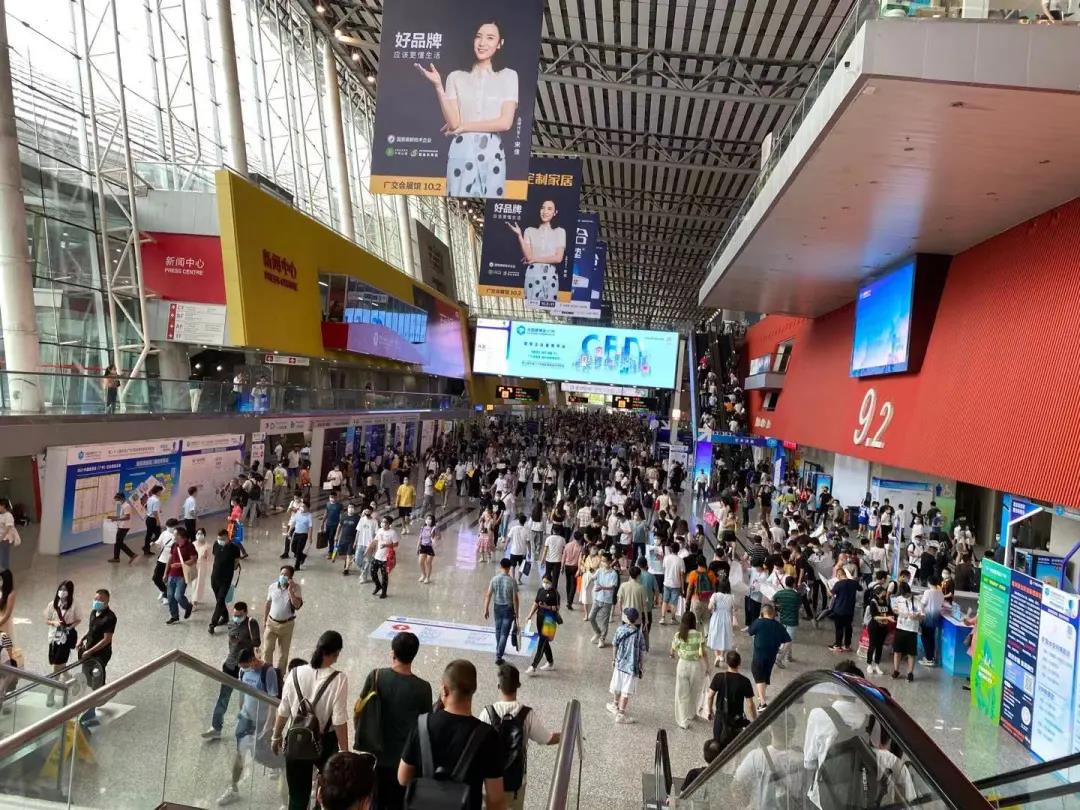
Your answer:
(476, 506), (495, 564)
(891, 582), (921, 681)
(370, 516), (399, 599)
(525, 574), (561, 675)
(706, 578), (737, 668)
(416, 513), (440, 584)
(528, 501), (545, 562)
(44, 580), (81, 706)
(670, 612), (706, 730)
(865, 582), (892, 676)
(190, 528), (212, 609)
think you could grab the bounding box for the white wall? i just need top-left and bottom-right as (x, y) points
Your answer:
(1049, 513), (1080, 558)
(832, 453), (871, 508)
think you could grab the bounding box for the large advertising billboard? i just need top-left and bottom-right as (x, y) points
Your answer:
(553, 214), (604, 320)
(851, 259), (915, 377)
(971, 560), (1011, 723)
(370, 0), (544, 199)
(473, 318), (679, 389)
(478, 157), (583, 307)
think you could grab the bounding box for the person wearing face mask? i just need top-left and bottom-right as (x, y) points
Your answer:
(264, 566), (304, 674)
(288, 500), (313, 571)
(209, 529), (242, 634)
(164, 527), (197, 625)
(589, 552), (619, 648)
(44, 580), (82, 706)
(203, 601), (262, 740)
(77, 588), (116, 728)
(370, 517), (400, 599)
(349, 506), (378, 581)
(331, 502), (360, 568)
(106, 492), (137, 563)
(322, 493), (343, 560)
(524, 575), (561, 675)
(272, 631), (350, 810)
(416, 513), (441, 585)
(216, 645), (279, 806)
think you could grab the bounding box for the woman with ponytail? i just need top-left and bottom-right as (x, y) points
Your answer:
(273, 630), (350, 810)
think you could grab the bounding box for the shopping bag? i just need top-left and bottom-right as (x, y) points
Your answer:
(225, 568), (240, 603)
(316, 529), (329, 550)
(540, 611), (558, 640)
(522, 559), (532, 577)
(101, 520), (118, 546)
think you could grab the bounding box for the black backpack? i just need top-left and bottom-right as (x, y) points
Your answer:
(283, 669), (340, 762)
(404, 714), (487, 810)
(815, 706), (888, 809)
(485, 704), (531, 792)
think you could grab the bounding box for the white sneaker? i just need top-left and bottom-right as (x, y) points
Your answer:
(158, 595), (168, 605)
(201, 727), (221, 740)
(919, 658), (935, 667)
(605, 702), (619, 715)
(217, 786), (239, 806)
(615, 712), (635, 724)
(539, 662), (553, 671)
(418, 576), (425, 582)
(597, 640), (607, 648)
(526, 666), (536, 675)
(589, 634), (600, 644)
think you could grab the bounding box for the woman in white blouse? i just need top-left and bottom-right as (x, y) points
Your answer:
(416, 19), (519, 198)
(508, 199), (567, 302)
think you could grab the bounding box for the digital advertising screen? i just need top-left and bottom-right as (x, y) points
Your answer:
(850, 259), (915, 377)
(473, 318), (679, 389)
(412, 286), (468, 379)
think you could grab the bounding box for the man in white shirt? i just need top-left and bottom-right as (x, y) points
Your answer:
(455, 461), (467, 496)
(660, 544), (684, 624)
(263, 565), (304, 671)
(286, 447), (301, 489)
(506, 516), (531, 584)
(152, 518), (178, 605)
(541, 532), (566, 584)
(480, 664), (560, 810)
(181, 486), (199, 539)
(575, 503), (592, 532)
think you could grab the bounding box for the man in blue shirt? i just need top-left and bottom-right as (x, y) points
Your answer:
(322, 493), (343, 559)
(636, 555), (661, 646)
(589, 553), (620, 647)
(483, 559), (520, 666)
(216, 646), (278, 806)
(287, 502), (313, 569)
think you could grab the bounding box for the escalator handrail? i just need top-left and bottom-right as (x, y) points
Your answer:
(654, 728), (672, 805)
(0, 648), (280, 759)
(0, 661), (72, 700)
(678, 669), (992, 809)
(545, 699), (583, 810)
(972, 750), (1080, 790)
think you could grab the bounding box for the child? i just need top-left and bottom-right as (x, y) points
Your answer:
(608, 607), (645, 724)
(476, 507), (495, 564)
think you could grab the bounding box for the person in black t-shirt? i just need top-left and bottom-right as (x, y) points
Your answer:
(398, 659), (505, 810)
(707, 650), (756, 746)
(78, 588), (116, 727)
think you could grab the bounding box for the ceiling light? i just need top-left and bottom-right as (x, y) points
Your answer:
(334, 28), (344, 40)
(352, 51), (361, 62)
(366, 74), (376, 83)
(315, 2), (325, 11)
(216, 365), (223, 371)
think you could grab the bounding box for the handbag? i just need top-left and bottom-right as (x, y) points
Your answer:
(352, 668), (384, 755)
(540, 610), (558, 640)
(225, 567), (241, 604)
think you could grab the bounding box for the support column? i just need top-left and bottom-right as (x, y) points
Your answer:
(322, 45), (355, 241)
(0, 1), (41, 413)
(216, 0), (248, 175)
(397, 195), (417, 277)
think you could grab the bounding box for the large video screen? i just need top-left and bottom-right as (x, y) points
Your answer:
(851, 260), (915, 377)
(413, 286), (468, 380)
(473, 319), (679, 389)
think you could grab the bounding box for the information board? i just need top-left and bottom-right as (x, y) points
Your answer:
(1030, 584), (1080, 762)
(1001, 570), (1043, 746)
(971, 560), (1011, 723)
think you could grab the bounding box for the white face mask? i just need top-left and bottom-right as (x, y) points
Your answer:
(57, 590), (68, 601)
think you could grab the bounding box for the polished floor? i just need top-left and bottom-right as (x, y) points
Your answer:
(0, 489), (1039, 809)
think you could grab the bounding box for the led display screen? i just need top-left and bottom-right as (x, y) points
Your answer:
(473, 318), (679, 389)
(851, 260), (915, 377)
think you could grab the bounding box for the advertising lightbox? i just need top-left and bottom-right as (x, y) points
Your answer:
(473, 318), (679, 389)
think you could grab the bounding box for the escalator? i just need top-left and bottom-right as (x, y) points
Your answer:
(651, 670), (1080, 809)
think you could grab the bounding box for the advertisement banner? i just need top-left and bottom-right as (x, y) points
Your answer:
(1030, 584), (1079, 762)
(366, 423), (386, 462)
(478, 157), (583, 306)
(971, 560), (1011, 722)
(473, 318), (679, 389)
(419, 420), (435, 457)
(1001, 570), (1043, 747)
(173, 434), (245, 521)
(140, 232), (226, 304)
(404, 421), (418, 456)
(370, 0), (544, 199)
(553, 214), (602, 319)
(61, 440), (183, 553)
(414, 221), (457, 302)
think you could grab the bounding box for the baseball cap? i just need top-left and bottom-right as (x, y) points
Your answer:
(623, 607), (640, 624)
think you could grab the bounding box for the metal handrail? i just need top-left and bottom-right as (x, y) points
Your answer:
(973, 751), (1080, 790)
(678, 670), (992, 809)
(0, 661), (72, 702)
(545, 699), (583, 810)
(0, 648), (279, 759)
(653, 729), (672, 808)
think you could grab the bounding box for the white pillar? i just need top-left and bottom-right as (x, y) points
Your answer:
(216, 0), (248, 175)
(0, 1), (41, 413)
(397, 196), (417, 277)
(322, 46), (355, 240)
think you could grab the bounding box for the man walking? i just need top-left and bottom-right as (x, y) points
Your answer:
(589, 552), (619, 647)
(483, 558), (520, 666)
(215, 646), (278, 806)
(209, 528), (241, 634)
(77, 589), (116, 728)
(203, 601), (261, 740)
(262, 565), (303, 672)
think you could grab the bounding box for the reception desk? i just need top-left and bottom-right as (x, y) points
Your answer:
(939, 613), (974, 677)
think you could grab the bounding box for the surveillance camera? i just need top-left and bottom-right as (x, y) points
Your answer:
(843, 60), (851, 68)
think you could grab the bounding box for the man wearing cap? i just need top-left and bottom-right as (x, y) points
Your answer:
(608, 607), (646, 724)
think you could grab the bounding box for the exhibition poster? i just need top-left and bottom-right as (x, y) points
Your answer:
(173, 434), (245, 521)
(553, 213), (603, 319)
(1001, 570), (1043, 747)
(473, 318), (679, 389)
(370, 0), (544, 199)
(61, 440), (182, 553)
(1030, 584), (1079, 762)
(971, 560), (1010, 722)
(478, 157), (583, 306)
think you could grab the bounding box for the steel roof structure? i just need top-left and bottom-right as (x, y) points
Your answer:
(313, 0), (853, 327)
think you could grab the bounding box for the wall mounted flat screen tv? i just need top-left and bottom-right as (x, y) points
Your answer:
(850, 260), (916, 377)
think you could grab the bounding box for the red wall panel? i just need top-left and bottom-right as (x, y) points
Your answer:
(747, 197), (1080, 508)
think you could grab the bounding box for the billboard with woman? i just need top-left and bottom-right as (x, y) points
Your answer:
(370, 0), (544, 200)
(478, 157), (583, 307)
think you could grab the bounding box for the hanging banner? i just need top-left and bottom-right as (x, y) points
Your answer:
(971, 560), (1011, 723)
(553, 213), (601, 319)
(478, 157), (583, 307)
(1001, 569), (1043, 747)
(369, 0), (544, 199)
(1030, 583), (1080, 762)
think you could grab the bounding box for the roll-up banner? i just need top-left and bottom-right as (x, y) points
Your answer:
(370, 0), (544, 199)
(553, 213), (602, 320)
(478, 157), (583, 307)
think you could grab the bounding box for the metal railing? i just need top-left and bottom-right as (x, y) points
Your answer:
(0, 369), (466, 417)
(705, 0), (1078, 279)
(546, 699), (584, 810)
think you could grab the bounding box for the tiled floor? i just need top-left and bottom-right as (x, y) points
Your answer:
(0, 491), (1038, 809)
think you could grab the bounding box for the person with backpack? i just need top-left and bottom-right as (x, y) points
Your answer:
(707, 650), (757, 749)
(217, 646), (279, 806)
(479, 664), (561, 810)
(354, 632), (432, 810)
(732, 713), (803, 808)
(204, 601), (261, 740)
(272, 630), (350, 810)
(685, 555), (717, 630)
(397, 659), (506, 810)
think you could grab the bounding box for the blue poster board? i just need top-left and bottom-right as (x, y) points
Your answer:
(1001, 570), (1043, 747)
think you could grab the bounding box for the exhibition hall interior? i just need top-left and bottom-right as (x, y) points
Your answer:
(1, 0), (1080, 808)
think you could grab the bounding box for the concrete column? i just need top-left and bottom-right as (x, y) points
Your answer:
(155, 342), (192, 412)
(321, 45), (355, 240)
(397, 195), (417, 277)
(0, 1), (41, 413)
(216, 0), (248, 175)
